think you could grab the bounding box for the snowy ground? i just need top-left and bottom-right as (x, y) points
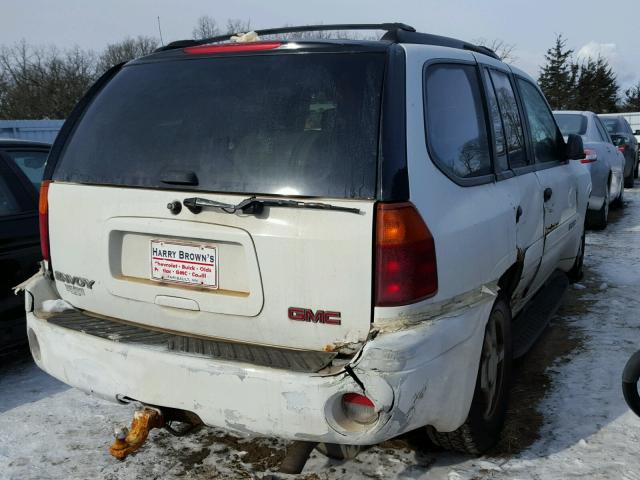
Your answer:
(3, 188), (640, 479)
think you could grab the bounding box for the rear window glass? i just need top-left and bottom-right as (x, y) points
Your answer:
(54, 53), (385, 199)
(601, 117), (623, 133)
(554, 114), (587, 136)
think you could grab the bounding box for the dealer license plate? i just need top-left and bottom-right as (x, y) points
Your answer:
(150, 240), (218, 289)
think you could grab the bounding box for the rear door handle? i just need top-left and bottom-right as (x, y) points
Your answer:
(544, 188), (553, 202)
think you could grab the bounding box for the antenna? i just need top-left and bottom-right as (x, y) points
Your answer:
(157, 16), (164, 46)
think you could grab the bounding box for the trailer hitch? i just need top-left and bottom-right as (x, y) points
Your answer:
(109, 407), (165, 460)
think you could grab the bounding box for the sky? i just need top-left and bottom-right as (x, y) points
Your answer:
(2, 0), (639, 88)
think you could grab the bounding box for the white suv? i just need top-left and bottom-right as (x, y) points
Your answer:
(24, 23), (590, 456)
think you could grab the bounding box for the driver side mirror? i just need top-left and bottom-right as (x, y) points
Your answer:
(635, 130), (640, 136)
(566, 133), (585, 160)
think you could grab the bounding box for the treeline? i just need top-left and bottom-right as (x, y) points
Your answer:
(538, 34), (640, 113)
(3, 21), (640, 119)
(0, 17), (256, 120)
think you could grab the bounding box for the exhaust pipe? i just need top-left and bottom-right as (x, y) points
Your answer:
(622, 350), (640, 416)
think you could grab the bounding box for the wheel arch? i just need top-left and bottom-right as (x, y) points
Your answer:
(497, 258), (523, 306)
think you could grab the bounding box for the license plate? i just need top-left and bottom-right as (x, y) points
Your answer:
(151, 240), (218, 289)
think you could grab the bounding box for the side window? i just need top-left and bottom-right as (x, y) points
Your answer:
(483, 69), (509, 171)
(489, 70), (528, 168)
(0, 174), (22, 216)
(6, 150), (48, 192)
(594, 117), (611, 143)
(424, 63), (492, 179)
(516, 78), (565, 164)
(626, 120), (634, 135)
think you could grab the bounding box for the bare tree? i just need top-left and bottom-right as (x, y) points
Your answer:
(98, 36), (158, 72)
(191, 16), (253, 39)
(0, 40), (97, 119)
(192, 15), (221, 39)
(191, 17), (376, 41)
(475, 38), (517, 63)
(265, 26), (378, 41)
(225, 18), (252, 35)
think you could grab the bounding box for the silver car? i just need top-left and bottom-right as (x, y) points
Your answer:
(554, 111), (625, 229)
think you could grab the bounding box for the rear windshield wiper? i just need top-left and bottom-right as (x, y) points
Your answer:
(183, 196), (362, 215)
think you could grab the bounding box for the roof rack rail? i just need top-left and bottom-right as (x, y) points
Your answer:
(156, 23), (415, 52)
(154, 22), (500, 60)
(380, 29), (500, 60)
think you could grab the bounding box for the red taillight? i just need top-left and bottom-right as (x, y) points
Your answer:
(375, 202), (437, 307)
(183, 41), (282, 55)
(618, 145), (627, 153)
(39, 180), (50, 261)
(581, 148), (597, 164)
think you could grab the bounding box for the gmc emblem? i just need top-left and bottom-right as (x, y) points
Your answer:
(288, 307), (342, 325)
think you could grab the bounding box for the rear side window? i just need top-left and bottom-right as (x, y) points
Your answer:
(54, 53), (385, 199)
(483, 70), (508, 172)
(6, 150), (48, 191)
(517, 79), (564, 164)
(489, 70), (528, 168)
(0, 175), (21, 216)
(554, 114), (587, 137)
(424, 64), (492, 179)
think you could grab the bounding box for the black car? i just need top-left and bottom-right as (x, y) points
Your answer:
(599, 115), (639, 187)
(0, 139), (49, 354)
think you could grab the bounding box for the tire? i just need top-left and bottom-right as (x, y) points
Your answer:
(624, 170), (634, 188)
(612, 182), (624, 209)
(568, 228), (585, 283)
(427, 298), (512, 454)
(587, 184), (609, 230)
(315, 443), (361, 460)
(622, 350), (640, 417)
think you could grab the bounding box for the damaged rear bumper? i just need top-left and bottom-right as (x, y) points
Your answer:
(24, 273), (492, 445)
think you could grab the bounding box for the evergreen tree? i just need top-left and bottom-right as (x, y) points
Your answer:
(622, 82), (640, 112)
(575, 57), (618, 113)
(538, 34), (576, 109)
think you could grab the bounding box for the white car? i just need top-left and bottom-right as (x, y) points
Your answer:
(23, 23), (590, 458)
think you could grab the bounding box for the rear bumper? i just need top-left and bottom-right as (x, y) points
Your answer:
(24, 273), (491, 445)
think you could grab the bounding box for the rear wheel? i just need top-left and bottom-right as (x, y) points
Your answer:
(625, 169), (634, 188)
(587, 183), (609, 230)
(427, 298), (512, 454)
(568, 228), (585, 282)
(612, 182), (624, 209)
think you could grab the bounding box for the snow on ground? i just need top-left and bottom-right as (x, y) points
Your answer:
(3, 188), (640, 479)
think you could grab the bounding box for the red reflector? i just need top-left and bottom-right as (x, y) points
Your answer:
(342, 393), (374, 407)
(618, 145), (627, 153)
(39, 180), (51, 262)
(581, 148), (597, 164)
(375, 202), (437, 307)
(183, 42), (282, 55)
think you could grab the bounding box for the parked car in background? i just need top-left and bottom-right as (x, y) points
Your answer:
(23, 23), (590, 458)
(614, 112), (640, 144)
(0, 139), (49, 355)
(598, 114), (639, 186)
(555, 111), (624, 229)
